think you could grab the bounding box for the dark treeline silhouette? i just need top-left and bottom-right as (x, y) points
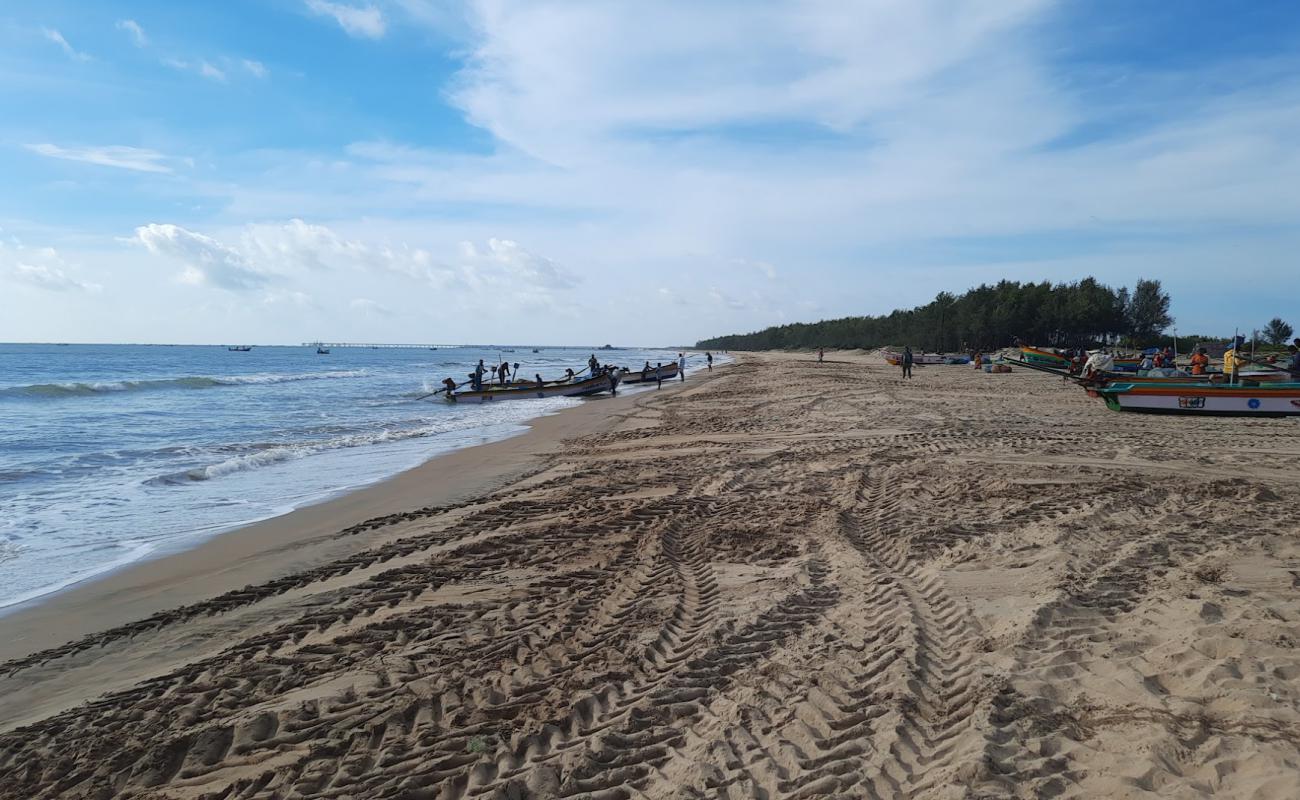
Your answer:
(697, 278), (1175, 352)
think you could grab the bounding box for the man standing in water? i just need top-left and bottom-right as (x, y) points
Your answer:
(902, 346), (914, 379)
(473, 359), (486, 391)
(706, 352), (713, 371)
(678, 353), (687, 381)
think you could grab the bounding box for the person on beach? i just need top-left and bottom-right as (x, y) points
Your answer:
(706, 352), (713, 371)
(642, 361), (651, 381)
(473, 359), (486, 391)
(818, 348), (824, 363)
(655, 362), (664, 389)
(1223, 336), (1246, 383)
(901, 346), (913, 378)
(608, 366), (622, 395)
(678, 353), (686, 381)
(1140, 352), (1155, 372)
(1190, 348), (1210, 376)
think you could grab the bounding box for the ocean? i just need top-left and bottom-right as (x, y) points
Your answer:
(0, 343), (706, 611)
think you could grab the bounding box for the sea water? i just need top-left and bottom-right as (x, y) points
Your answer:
(0, 343), (709, 610)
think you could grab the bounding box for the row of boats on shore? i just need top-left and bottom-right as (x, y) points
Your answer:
(1007, 346), (1300, 417)
(445, 362), (681, 403)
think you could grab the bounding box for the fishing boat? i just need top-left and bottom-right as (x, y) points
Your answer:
(1019, 346), (1140, 371)
(619, 362), (678, 383)
(882, 350), (948, 366)
(227, 345), (252, 352)
(448, 373), (614, 403)
(317, 347), (330, 354)
(1091, 381), (1300, 417)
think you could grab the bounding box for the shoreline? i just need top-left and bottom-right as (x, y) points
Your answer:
(0, 367), (717, 664)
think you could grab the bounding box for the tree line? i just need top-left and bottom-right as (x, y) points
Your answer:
(696, 278), (1178, 352)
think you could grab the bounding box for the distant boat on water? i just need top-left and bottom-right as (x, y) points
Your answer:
(317, 347), (330, 354)
(228, 345), (252, 352)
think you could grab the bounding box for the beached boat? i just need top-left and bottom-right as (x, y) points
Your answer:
(449, 373), (614, 403)
(1019, 346), (1140, 371)
(882, 350), (948, 366)
(1091, 381), (1300, 417)
(620, 362), (679, 383)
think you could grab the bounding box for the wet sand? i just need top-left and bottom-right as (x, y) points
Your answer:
(2, 351), (1299, 799)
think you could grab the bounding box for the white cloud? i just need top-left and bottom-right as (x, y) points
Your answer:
(133, 224), (268, 291)
(200, 61), (227, 81)
(163, 58), (228, 82)
(0, 242), (100, 292)
(43, 28), (90, 61)
(24, 143), (177, 174)
(242, 59), (268, 78)
(305, 0), (386, 39)
(457, 238), (578, 289)
(116, 19), (147, 47)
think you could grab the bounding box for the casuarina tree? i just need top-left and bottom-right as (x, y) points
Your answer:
(1125, 278), (1173, 343)
(1263, 317), (1294, 346)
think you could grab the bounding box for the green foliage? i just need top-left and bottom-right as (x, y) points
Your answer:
(1125, 279), (1174, 342)
(697, 278), (1174, 351)
(1263, 317), (1294, 346)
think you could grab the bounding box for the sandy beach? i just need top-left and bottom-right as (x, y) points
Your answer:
(2, 351), (1299, 799)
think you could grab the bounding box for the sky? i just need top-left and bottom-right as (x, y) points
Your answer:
(1, 0), (1298, 346)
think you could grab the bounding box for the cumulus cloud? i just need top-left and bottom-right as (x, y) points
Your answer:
(116, 19), (147, 47)
(457, 238), (578, 289)
(305, 0), (386, 39)
(43, 28), (90, 61)
(0, 242), (100, 292)
(25, 143), (176, 174)
(133, 223), (268, 291)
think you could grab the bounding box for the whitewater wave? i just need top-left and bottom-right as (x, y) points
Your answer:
(0, 370), (367, 399)
(144, 399), (573, 487)
(146, 425), (446, 485)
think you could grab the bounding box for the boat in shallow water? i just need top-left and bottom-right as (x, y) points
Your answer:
(448, 373), (614, 403)
(619, 362), (678, 383)
(1091, 381), (1300, 416)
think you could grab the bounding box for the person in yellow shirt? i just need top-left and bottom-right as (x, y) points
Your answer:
(1222, 336), (1246, 382)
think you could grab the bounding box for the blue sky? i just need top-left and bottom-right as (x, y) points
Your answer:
(2, 0), (1298, 345)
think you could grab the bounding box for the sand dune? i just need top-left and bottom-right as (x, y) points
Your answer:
(2, 352), (1298, 799)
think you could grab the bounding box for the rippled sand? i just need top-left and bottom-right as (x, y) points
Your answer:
(3, 351), (1299, 799)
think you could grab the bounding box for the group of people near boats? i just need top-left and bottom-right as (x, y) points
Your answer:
(442, 350), (715, 400)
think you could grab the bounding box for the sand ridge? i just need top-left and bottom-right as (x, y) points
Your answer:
(1, 351), (1299, 798)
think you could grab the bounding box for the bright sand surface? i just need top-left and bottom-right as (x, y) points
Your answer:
(2, 351), (1299, 798)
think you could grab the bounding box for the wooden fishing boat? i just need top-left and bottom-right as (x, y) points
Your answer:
(619, 362), (678, 383)
(1020, 346), (1141, 371)
(227, 345), (252, 352)
(1018, 346), (1069, 367)
(882, 350), (948, 366)
(1091, 381), (1300, 416)
(448, 373), (614, 403)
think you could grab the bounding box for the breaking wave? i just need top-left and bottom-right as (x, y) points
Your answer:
(0, 371), (367, 399)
